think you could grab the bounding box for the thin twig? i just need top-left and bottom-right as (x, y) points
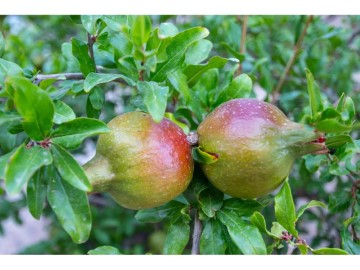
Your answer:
(87, 33), (98, 73)
(238, 15), (248, 75)
(191, 209), (202, 255)
(272, 15), (314, 104)
(286, 244), (296, 255)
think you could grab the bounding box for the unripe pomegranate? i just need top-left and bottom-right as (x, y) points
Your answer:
(197, 98), (328, 199)
(84, 112), (194, 210)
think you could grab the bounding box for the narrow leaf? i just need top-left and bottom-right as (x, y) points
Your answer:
(47, 167), (91, 244)
(7, 76), (54, 141)
(217, 209), (267, 255)
(151, 27), (210, 82)
(88, 246), (121, 255)
(192, 146), (219, 164)
(185, 39), (213, 65)
(51, 118), (110, 149)
(315, 119), (352, 133)
(0, 149), (17, 180)
(200, 219), (227, 254)
(0, 59), (23, 83)
(274, 181), (298, 237)
(72, 38), (96, 76)
(137, 81), (169, 123)
(89, 86), (105, 110)
(216, 74), (252, 106)
(53, 100), (76, 124)
(135, 201), (186, 223)
(132, 16), (152, 47)
(296, 200), (327, 221)
(163, 219), (190, 255)
(27, 167), (47, 220)
(312, 248), (348, 255)
(199, 187), (223, 218)
(305, 68), (323, 117)
(84, 72), (135, 92)
(51, 143), (91, 192)
(222, 198), (265, 217)
(185, 56), (228, 87)
(250, 211), (279, 238)
(0, 32), (5, 57)
(5, 144), (52, 194)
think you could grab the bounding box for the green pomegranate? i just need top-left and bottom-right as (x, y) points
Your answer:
(197, 98), (328, 199)
(84, 112), (194, 210)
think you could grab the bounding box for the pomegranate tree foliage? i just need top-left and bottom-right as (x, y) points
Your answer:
(0, 15), (359, 254)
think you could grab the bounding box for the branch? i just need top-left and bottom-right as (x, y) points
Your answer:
(87, 33), (98, 73)
(272, 15), (314, 104)
(191, 209), (202, 255)
(238, 15), (248, 75)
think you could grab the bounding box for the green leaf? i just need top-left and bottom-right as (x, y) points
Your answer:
(184, 56), (229, 87)
(0, 59), (23, 83)
(81, 15), (101, 35)
(159, 23), (178, 38)
(51, 118), (110, 149)
(220, 42), (245, 62)
(217, 209), (267, 255)
(27, 167), (47, 220)
(250, 211), (279, 239)
(216, 74), (252, 106)
(47, 167), (91, 244)
(88, 246), (121, 255)
(89, 86), (105, 110)
(167, 70), (203, 121)
(0, 32), (5, 57)
(86, 96), (101, 119)
(297, 244), (309, 255)
(51, 143), (91, 192)
(5, 144), (52, 194)
(53, 100), (76, 124)
(72, 38), (96, 76)
(222, 198), (265, 217)
(84, 72), (135, 92)
(199, 187), (223, 218)
(137, 81), (169, 123)
(151, 27), (210, 82)
(341, 229), (360, 254)
(135, 201), (186, 223)
(131, 16), (152, 47)
(305, 68), (323, 117)
(163, 218), (190, 255)
(274, 181), (298, 237)
(312, 248), (348, 255)
(315, 119), (352, 133)
(0, 111), (21, 126)
(7, 76), (54, 141)
(296, 200), (327, 221)
(192, 146), (219, 164)
(200, 219), (227, 254)
(326, 135), (353, 149)
(164, 112), (190, 134)
(344, 97), (355, 124)
(304, 155), (329, 173)
(0, 149), (17, 180)
(185, 39), (213, 65)
(270, 222), (287, 239)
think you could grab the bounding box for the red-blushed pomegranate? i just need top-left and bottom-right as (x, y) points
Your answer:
(84, 112), (194, 209)
(197, 98), (328, 199)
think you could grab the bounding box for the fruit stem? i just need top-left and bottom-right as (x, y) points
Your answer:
(83, 154), (114, 194)
(187, 132), (199, 146)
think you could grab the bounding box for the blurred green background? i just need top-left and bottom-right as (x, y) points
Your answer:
(0, 15), (359, 254)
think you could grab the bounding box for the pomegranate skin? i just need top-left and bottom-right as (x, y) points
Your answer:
(85, 112), (194, 209)
(197, 98), (324, 199)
